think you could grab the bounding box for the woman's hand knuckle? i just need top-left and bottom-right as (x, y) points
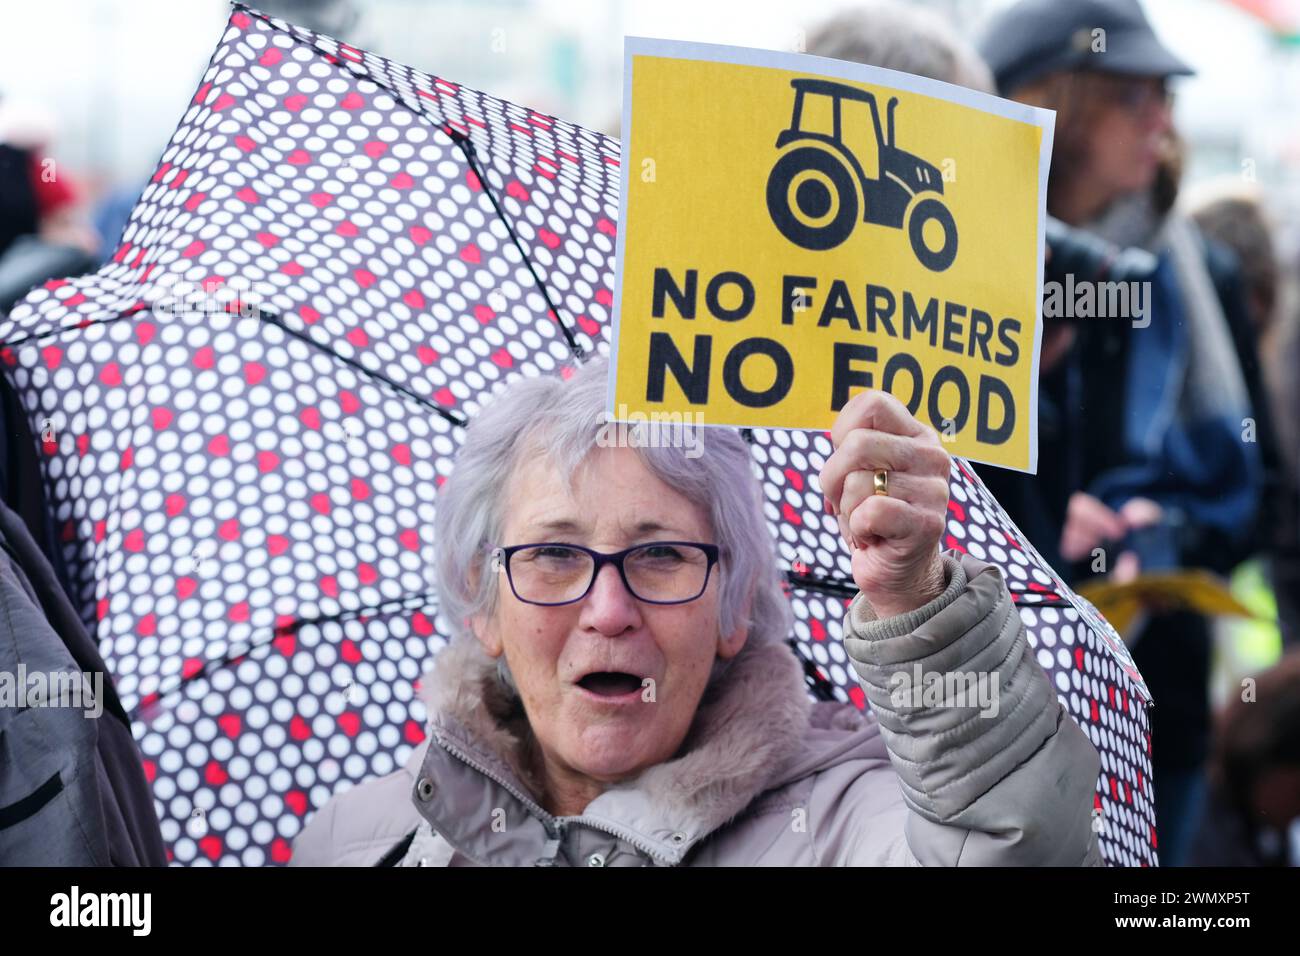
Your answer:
(923, 442), (950, 473)
(844, 428), (872, 461)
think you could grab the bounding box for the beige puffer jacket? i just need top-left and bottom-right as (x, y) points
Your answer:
(290, 550), (1105, 866)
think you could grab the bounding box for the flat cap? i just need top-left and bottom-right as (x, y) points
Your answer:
(977, 0), (1194, 96)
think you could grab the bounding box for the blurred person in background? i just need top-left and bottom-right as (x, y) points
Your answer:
(803, 2), (994, 90)
(1188, 650), (1300, 866)
(0, 139), (38, 264)
(0, 92), (101, 328)
(0, 92), (95, 589)
(1188, 183), (1300, 650)
(0, 95), (100, 264)
(977, 0), (1266, 865)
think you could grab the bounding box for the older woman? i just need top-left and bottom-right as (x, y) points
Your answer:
(291, 356), (1102, 866)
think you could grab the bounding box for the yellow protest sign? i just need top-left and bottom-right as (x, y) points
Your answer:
(1077, 570), (1257, 637)
(608, 38), (1055, 472)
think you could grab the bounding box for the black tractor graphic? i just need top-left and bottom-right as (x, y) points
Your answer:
(766, 78), (958, 271)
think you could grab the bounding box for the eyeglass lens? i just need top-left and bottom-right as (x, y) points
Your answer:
(506, 543), (712, 604)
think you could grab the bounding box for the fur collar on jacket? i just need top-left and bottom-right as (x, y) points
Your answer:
(415, 633), (820, 844)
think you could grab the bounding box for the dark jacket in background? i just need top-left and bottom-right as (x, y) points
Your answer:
(0, 145), (39, 262)
(981, 227), (1267, 788)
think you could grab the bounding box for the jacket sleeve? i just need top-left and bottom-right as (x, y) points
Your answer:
(837, 549), (1104, 866)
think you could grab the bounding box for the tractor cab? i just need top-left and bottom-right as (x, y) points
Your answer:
(766, 77), (956, 269)
(776, 79), (893, 184)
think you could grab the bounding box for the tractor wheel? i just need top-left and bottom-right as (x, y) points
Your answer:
(766, 148), (858, 251)
(907, 197), (958, 271)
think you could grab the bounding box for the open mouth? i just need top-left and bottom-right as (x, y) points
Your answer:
(577, 672), (643, 697)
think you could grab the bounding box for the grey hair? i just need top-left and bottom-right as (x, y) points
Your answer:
(433, 354), (793, 692)
(805, 2), (995, 92)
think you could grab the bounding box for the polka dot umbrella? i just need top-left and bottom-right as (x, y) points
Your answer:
(0, 3), (1155, 866)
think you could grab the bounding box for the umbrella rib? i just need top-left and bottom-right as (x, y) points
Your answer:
(1, 306), (469, 428)
(255, 309), (468, 427)
(1009, 593), (1073, 607)
(231, 4), (587, 364)
(785, 571), (858, 598)
(736, 428), (861, 598)
(0, 306), (146, 352)
(447, 129), (586, 363)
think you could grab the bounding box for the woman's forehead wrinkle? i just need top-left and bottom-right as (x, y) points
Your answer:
(505, 447), (712, 543)
(510, 511), (708, 548)
(506, 456), (581, 535)
(617, 517), (699, 539)
(525, 517), (587, 537)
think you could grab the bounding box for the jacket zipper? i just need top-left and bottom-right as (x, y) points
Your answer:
(433, 733), (678, 865)
(434, 733), (559, 828)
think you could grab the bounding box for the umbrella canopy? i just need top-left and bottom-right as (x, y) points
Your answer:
(0, 3), (1155, 866)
